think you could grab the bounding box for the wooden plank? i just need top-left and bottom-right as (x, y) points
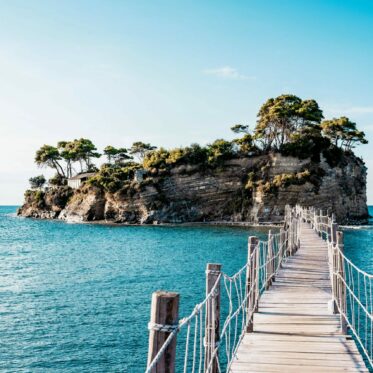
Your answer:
(229, 222), (369, 373)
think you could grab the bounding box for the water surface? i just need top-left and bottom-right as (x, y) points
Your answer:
(0, 206), (371, 372)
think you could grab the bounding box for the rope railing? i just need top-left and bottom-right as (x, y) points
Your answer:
(146, 205), (372, 372)
(298, 206), (373, 370)
(146, 205), (301, 373)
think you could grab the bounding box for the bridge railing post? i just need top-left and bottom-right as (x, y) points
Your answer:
(246, 236), (258, 332)
(204, 263), (221, 373)
(329, 222), (339, 314)
(318, 209), (322, 236)
(147, 291), (180, 373)
(266, 230), (273, 289)
(336, 232), (347, 335)
(279, 228), (285, 267)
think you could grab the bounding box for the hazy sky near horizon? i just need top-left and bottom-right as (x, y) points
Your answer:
(0, 0), (372, 204)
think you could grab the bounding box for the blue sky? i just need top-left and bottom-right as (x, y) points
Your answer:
(0, 0), (372, 204)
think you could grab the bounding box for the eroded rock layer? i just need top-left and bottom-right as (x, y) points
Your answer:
(18, 153), (368, 224)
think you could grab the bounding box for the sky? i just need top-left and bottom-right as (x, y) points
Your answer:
(0, 0), (372, 204)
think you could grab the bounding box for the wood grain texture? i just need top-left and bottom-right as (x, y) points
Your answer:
(229, 223), (368, 373)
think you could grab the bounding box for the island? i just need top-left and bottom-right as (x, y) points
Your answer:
(18, 94), (369, 224)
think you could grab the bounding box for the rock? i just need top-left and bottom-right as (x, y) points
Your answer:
(18, 153), (369, 224)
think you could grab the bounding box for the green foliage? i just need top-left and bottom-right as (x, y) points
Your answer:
(321, 117), (368, 150)
(280, 125), (330, 161)
(207, 139), (235, 164)
(143, 144), (210, 170)
(272, 170), (311, 188)
(254, 94), (324, 150)
(35, 145), (65, 177)
(231, 124), (250, 134)
(24, 189), (45, 204)
(36, 139), (101, 178)
(104, 146), (132, 164)
(88, 163), (140, 192)
(322, 146), (344, 167)
(143, 147), (170, 169)
(49, 174), (67, 186)
(29, 175), (46, 189)
(129, 142), (157, 162)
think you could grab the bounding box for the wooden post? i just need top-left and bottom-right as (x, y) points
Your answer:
(205, 263), (221, 373)
(279, 228), (285, 267)
(327, 224), (331, 243)
(318, 209), (322, 236)
(336, 232), (347, 335)
(287, 217), (292, 256)
(266, 230), (273, 289)
(290, 214), (297, 255)
(330, 223), (338, 312)
(246, 236), (258, 332)
(331, 245), (339, 314)
(147, 291), (180, 373)
(255, 243), (260, 312)
(331, 222), (338, 246)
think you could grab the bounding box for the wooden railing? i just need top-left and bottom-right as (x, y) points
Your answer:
(145, 205), (372, 372)
(145, 206), (301, 373)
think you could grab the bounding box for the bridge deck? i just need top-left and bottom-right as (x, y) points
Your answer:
(230, 223), (369, 372)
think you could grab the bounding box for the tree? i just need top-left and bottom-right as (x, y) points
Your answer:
(231, 124), (254, 153)
(231, 124), (250, 134)
(321, 117), (368, 150)
(57, 141), (77, 178)
(254, 94), (324, 150)
(104, 146), (132, 164)
(129, 142), (157, 162)
(29, 175), (46, 189)
(35, 145), (66, 177)
(70, 138), (101, 172)
(207, 139), (234, 163)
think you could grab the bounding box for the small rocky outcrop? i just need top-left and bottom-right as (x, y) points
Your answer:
(18, 186), (74, 219)
(17, 153), (369, 224)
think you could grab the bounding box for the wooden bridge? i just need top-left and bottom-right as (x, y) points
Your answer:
(146, 206), (373, 373)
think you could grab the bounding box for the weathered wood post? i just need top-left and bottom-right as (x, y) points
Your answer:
(205, 263), (221, 373)
(266, 230), (273, 289)
(327, 222), (332, 243)
(337, 232), (347, 335)
(318, 209), (323, 236)
(279, 228), (285, 267)
(330, 221), (339, 314)
(287, 215), (292, 256)
(147, 291), (180, 373)
(255, 242), (260, 312)
(246, 236), (258, 332)
(290, 212), (297, 255)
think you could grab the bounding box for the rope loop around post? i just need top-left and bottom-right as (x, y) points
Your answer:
(148, 321), (179, 333)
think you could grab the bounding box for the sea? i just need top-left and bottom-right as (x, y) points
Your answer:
(0, 205), (372, 372)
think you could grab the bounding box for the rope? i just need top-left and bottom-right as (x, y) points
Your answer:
(148, 322), (179, 333)
(145, 205), (373, 372)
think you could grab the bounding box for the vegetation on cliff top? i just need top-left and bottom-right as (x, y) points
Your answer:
(28, 94), (367, 194)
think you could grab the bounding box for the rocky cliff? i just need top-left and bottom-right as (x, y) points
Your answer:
(18, 152), (368, 224)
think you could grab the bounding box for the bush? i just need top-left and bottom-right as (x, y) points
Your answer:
(143, 144), (210, 170)
(29, 175), (46, 189)
(207, 139), (235, 164)
(280, 128), (330, 162)
(322, 145), (344, 167)
(88, 163), (140, 193)
(49, 174), (67, 186)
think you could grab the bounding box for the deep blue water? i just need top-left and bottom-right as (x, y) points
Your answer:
(0, 206), (372, 372)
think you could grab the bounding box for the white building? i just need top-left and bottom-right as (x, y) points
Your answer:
(67, 172), (96, 189)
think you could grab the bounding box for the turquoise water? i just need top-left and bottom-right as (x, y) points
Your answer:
(0, 206), (372, 372)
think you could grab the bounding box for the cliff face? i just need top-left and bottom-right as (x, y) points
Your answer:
(18, 153), (368, 224)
